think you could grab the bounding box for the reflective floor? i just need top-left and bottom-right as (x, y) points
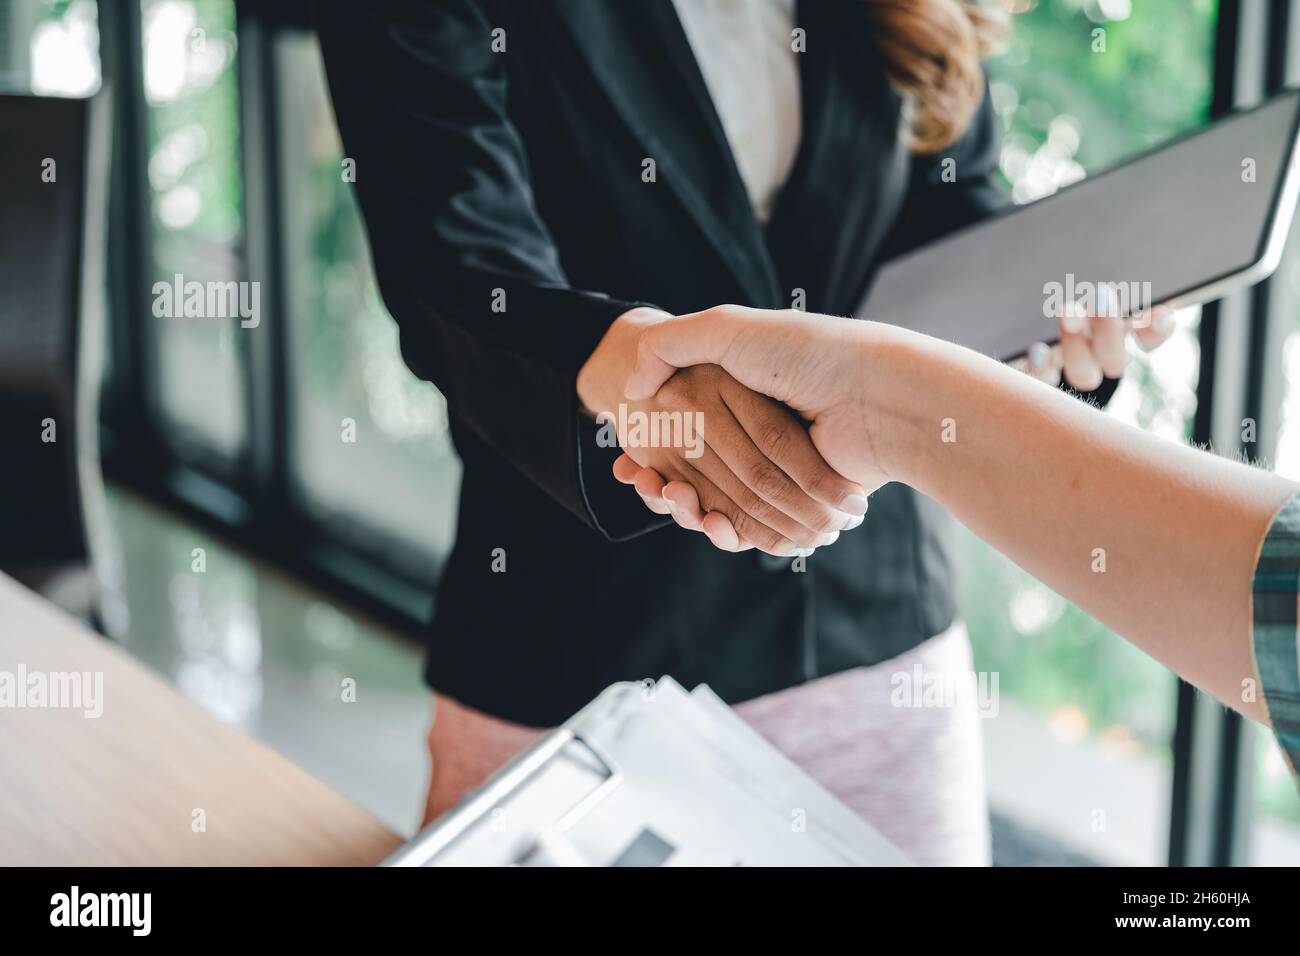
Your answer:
(91, 484), (1300, 864)
(97, 484), (431, 839)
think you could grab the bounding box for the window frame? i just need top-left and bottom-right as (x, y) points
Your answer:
(97, 0), (437, 631)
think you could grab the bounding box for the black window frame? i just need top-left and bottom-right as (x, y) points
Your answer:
(97, 0), (438, 631)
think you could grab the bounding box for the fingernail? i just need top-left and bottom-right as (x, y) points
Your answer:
(816, 531), (840, 548)
(841, 494), (869, 516)
(843, 513), (864, 531)
(1028, 342), (1050, 370)
(1154, 310), (1174, 334)
(1060, 305), (1084, 335)
(794, 547), (816, 557)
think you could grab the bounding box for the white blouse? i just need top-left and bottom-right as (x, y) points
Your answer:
(670, 0), (802, 223)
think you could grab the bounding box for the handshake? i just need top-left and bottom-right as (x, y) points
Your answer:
(576, 302), (1174, 556)
(577, 303), (1300, 737)
(576, 304), (888, 557)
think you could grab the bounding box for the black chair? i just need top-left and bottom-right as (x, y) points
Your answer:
(0, 92), (109, 615)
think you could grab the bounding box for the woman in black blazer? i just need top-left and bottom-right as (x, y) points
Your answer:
(317, 0), (1165, 864)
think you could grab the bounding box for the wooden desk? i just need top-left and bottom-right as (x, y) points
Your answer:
(0, 573), (403, 865)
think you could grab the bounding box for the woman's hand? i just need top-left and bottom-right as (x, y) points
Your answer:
(1020, 302), (1176, 387)
(579, 306), (867, 555)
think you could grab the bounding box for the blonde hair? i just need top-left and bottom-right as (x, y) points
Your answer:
(862, 0), (1009, 153)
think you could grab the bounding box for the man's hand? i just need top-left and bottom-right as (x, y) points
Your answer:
(579, 307), (867, 555)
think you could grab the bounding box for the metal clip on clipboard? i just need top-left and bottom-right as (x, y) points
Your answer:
(396, 724), (626, 867)
(385, 678), (912, 867)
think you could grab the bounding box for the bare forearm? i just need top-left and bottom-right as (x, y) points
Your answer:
(865, 323), (1296, 719)
(621, 306), (1294, 716)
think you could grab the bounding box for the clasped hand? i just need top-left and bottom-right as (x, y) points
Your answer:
(583, 302), (1172, 555)
(577, 307), (867, 556)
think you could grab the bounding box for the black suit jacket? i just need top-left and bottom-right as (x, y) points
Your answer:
(317, 0), (1110, 725)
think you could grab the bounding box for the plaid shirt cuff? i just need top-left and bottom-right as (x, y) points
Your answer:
(1252, 492), (1300, 780)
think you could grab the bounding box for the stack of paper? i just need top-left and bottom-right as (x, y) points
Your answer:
(386, 678), (910, 867)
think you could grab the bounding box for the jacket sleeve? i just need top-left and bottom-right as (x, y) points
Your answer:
(880, 78), (1120, 407)
(315, 0), (668, 539)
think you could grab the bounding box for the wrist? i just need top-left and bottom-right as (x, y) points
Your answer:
(853, 322), (940, 491)
(577, 306), (673, 418)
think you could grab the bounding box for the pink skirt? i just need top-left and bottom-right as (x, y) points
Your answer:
(733, 623), (991, 866)
(423, 623), (990, 865)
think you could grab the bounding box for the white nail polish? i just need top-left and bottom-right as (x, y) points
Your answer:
(843, 514), (864, 531)
(841, 494), (869, 516)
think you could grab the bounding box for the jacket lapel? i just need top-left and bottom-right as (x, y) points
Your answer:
(551, 0), (783, 307)
(766, 0), (913, 313)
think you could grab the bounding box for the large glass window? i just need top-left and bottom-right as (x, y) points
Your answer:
(970, 0), (1216, 865)
(275, 32), (460, 579)
(13, 0), (101, 96)
(142, 0), (247, 466)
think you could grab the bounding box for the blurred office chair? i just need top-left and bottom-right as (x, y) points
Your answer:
(0, 92), (109, 617)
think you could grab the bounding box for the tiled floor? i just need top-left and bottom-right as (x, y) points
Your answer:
(96, 484), (433, 839)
